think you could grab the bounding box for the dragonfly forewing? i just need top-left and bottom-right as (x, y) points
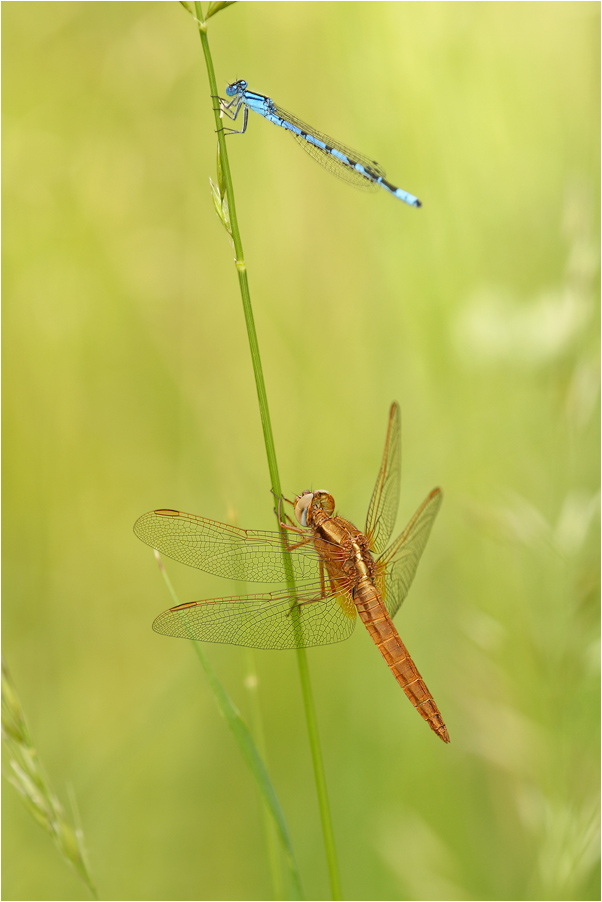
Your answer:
(135, 403), (446, 741)
(134, 509), (322, 584)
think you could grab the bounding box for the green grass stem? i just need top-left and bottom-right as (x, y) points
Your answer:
(190, 3), (343, 898)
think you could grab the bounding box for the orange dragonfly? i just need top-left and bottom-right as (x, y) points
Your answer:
(134, 402), (449, 743)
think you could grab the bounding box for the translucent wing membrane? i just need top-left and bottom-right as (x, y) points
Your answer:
(272, 104), (386, 192)
(136, 400), (443, 737)
(153, 584), (357, 650)
(378, 488), (442, 620)
(365, 402), (402, 555)
(134, 510), (325, 584)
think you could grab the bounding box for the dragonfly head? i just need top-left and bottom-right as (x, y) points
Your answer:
(294, 490), (335, 528)
(226, 79), (247, 97)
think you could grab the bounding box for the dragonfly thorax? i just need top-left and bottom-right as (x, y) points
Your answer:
(294, 490), (335, 528)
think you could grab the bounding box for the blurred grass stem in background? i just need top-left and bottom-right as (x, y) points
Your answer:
(1, 659), (98, 899)
(155, 550), (302, 899)
(188, 2), (342, 897)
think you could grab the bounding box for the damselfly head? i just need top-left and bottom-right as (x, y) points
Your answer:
(226, 79), (247, 97)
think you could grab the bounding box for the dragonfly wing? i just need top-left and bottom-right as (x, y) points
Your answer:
(152, 584), (357, 650)
(134, 509), (321, 583)
(365, 402), (402, 556)
(273, 104), (385, 192)
(378, 488), (442, 619)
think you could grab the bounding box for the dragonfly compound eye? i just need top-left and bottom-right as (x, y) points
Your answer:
(311, 491), (335, 516)
(294, 492), (313, 528)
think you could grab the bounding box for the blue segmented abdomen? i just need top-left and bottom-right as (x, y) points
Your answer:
(234, 86), (421, 208)
(274, 104), (420, 207)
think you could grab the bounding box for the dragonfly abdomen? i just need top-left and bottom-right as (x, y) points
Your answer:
(354, 582), (450, 743)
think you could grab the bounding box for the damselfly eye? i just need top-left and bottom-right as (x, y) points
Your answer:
(226, 79), (247, 97)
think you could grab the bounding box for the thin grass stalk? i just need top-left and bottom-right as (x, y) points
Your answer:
(191, 3), (342, 898)
(244, 648), (286, 900)
(1, 658), (98, 899)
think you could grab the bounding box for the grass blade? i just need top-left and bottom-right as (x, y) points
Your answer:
(155, 552), (304, 899)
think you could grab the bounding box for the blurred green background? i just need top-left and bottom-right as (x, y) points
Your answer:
(3, 2), (600, 900)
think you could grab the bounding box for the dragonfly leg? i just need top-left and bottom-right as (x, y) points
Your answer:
(273, 490), (296, 509)
(271, 489), (302, 532)
(279, 510), (299, 530)
(281, 532), (314, 551)
(293, 571), (338, 611)
(271, 488), (289, 522)
(319, 559), (327, 598)
(285, 593), (326, 617)
(316, 560), (337, 601)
